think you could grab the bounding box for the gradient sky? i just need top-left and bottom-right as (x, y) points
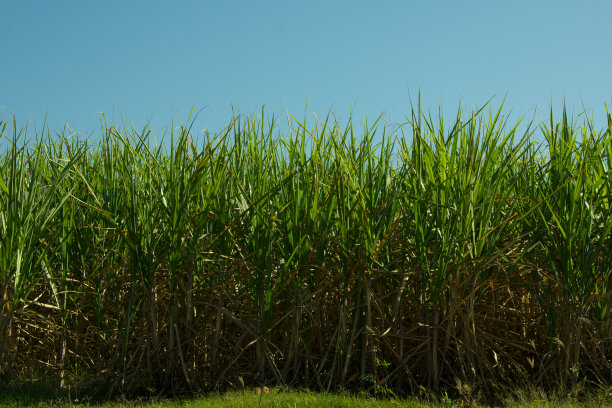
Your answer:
(2, 1), (611, 140)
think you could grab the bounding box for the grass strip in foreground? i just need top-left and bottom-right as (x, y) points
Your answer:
(2, 387), (612, 408)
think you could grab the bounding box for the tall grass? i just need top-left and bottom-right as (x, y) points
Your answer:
(0, 102), (611, 399)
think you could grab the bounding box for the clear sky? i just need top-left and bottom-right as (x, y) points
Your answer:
(1, 1), (611, 140)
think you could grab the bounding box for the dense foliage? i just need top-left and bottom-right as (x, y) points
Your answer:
(1, 101), (611, 399)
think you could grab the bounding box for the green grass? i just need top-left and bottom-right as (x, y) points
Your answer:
(2, 387), (612, 408)
(1, 100), (611, 400)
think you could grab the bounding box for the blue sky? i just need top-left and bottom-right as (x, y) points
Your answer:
(1, 1), (611, 140)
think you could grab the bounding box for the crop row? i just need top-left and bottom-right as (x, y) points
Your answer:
(0, 102), (611, 398)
